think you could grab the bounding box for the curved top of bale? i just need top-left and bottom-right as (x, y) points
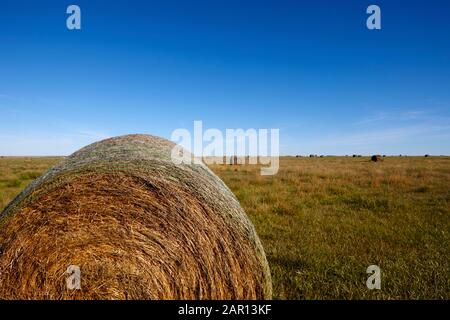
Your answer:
(2, 135), (226, 219)
(0, 134), (272, 300)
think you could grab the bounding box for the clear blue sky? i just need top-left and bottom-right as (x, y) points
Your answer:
(1, 0), (449, 155)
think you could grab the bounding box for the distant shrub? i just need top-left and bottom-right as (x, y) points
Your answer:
(414, 186), (429, 193)
(6, 179), (21, 188)
(19, 171), (41, 180)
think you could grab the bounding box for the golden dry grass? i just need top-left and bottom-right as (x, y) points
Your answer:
(0, 157), (61, 211)
(1, 155), (449, 299)
(210, 156), (450, 299)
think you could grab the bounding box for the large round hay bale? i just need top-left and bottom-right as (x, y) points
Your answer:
(0, 134), (272, 300)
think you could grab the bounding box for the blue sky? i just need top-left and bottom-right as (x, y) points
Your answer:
(1, 0), (449, 155)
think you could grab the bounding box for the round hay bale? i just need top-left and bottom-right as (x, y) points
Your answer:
(371, 155), (382, 162)
(0, 134), (272, 300)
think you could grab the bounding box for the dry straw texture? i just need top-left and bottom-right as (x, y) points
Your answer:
(0, 134), (272, 299)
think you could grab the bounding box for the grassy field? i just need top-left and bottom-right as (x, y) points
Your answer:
(0, 157), (62, 211)
(1, 156), (449, 299)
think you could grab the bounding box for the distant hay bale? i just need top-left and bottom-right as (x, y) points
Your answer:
(371, 155), (383, 162)
(229, 155), (240, 165)
(425, 154), (429, 157)
(0, 134), (272, 300)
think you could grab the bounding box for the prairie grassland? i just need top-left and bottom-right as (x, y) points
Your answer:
(0, 156), (449, 299)
(209, 156), (450, 299)
(0, 157), (61, 211)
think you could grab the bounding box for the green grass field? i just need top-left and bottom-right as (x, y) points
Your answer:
(1, 156), (449, 299)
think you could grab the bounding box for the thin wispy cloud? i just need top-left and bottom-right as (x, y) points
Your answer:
(0, 94), (22, 101)
(291, 123), (450, 155)
(354, 109), (450, 127)
(403, 110), (426, 119)
(353, 112), (391, 125)
(329, 124), (450, 146)
(64, 129), (111, 141)
(0, 94), (14, 103)
(0, 129), (111, 156)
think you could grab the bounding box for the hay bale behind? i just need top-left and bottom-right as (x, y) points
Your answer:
(0, 134), (272, 300)
(371, 155), (383, 162)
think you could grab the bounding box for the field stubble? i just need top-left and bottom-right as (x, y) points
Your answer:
(0, 156), (449, 299)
